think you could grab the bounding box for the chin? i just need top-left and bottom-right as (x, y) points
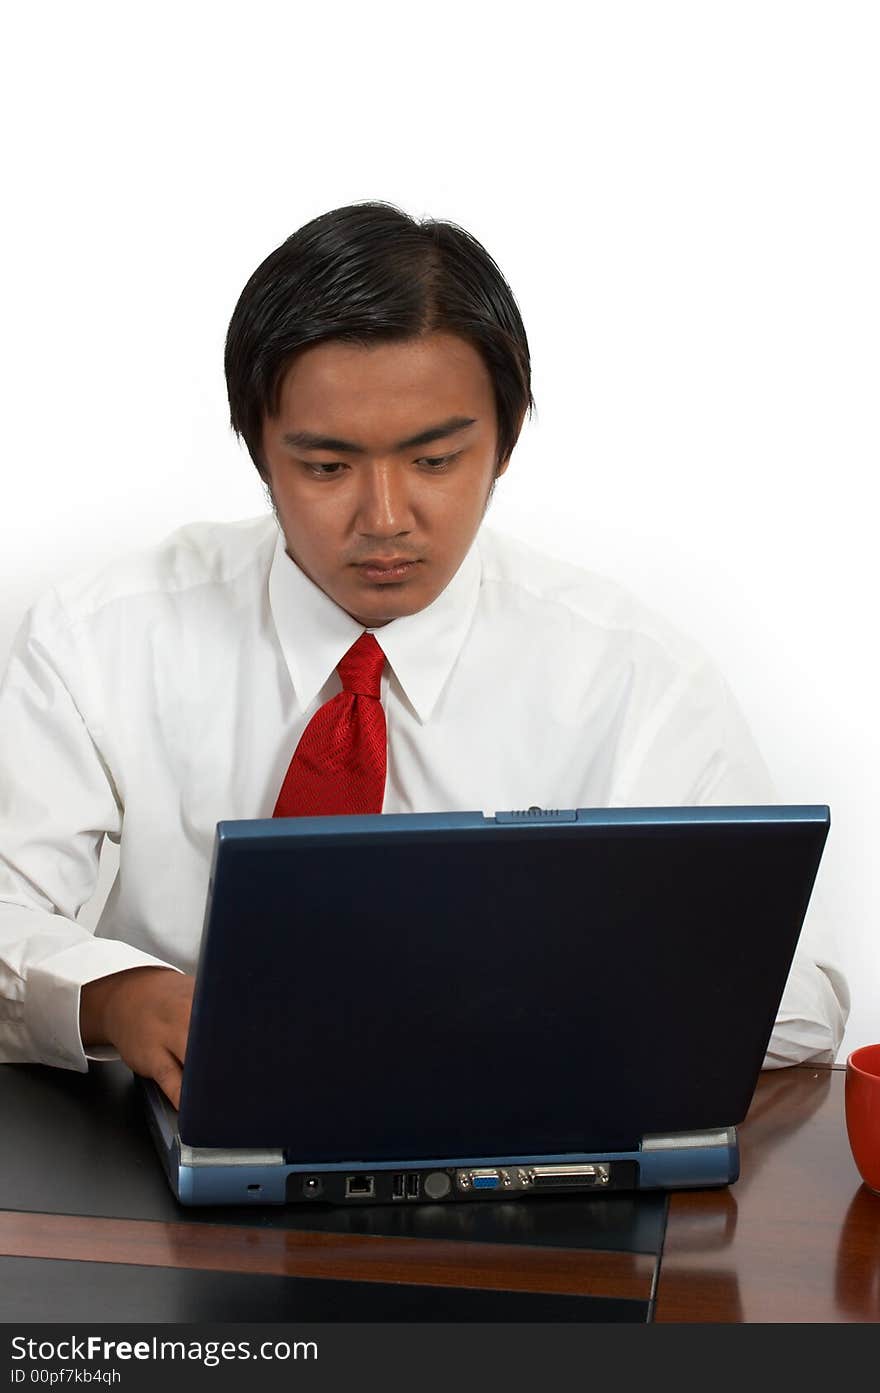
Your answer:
(354, 606), (416, 628)
(347, 594), (428, 628)
(336, 565), (449, 625)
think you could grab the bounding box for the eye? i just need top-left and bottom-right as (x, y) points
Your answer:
(417, 453), (459, 470)
(305, 461), (347, 476)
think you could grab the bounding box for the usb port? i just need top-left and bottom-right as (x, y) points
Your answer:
(405, 1174), (420, 1199)
(391, 1173), (406, 1200)
(344, 1175), (375, 1198)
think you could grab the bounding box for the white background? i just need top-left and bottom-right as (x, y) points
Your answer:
(1, 2), (877, 1059)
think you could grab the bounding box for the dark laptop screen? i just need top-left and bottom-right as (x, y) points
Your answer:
(177, 807), (828, 1158)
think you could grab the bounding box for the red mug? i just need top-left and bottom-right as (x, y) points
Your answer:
(845, 1043), (880, 1194)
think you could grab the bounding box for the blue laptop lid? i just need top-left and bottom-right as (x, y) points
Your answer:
(177, 805), (829, 1158)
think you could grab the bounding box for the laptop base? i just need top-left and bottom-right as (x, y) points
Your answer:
(142, 1080), (738, 1207)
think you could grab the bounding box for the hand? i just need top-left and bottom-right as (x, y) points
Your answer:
(79, 967), (194, 1109)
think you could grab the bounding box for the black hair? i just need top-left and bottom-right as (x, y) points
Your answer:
(224, 201), (535, 480)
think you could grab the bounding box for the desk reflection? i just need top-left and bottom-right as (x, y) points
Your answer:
(655, 1066), (848, 1322)
(834, 1185), (880, 1320)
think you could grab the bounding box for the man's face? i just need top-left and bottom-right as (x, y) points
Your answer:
(260, 331), (509, 628)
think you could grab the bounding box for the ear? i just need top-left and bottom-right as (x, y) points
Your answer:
(495, 407), (527, 478)
(260, 470), (276, 513)
(495, 423), (523, 478)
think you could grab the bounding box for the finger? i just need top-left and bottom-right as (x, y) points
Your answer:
(166, 1026), (189, 1070)
(160, 999), (192, 1071)
(153, 1054), (184, 1110)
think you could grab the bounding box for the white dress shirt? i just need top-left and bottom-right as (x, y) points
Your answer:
(0, 514), (849, 1073)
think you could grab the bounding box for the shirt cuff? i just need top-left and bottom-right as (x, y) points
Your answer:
(23, 938), (184, 1072)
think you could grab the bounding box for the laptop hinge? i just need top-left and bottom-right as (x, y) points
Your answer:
(640, 1127), (736, 1151)
(179, 1143), (286, 1167)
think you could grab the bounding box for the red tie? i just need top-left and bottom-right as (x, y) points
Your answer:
(273, 633), (387, 817)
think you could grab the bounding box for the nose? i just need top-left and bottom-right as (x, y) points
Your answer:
(355, 461), (415, 538)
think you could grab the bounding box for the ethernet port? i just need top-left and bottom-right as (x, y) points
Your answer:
(344, 1175), (375, 1199)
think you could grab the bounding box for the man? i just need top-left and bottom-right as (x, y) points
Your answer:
(0, 201), (849, 1109)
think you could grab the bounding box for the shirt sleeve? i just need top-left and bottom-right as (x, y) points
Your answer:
(611, 651), (850, 1068)
(0, 587), (181, 1072)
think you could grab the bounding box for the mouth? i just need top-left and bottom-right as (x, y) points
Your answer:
(354, 558), (422, 583)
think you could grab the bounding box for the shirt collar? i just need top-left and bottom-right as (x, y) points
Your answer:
(267, 525), (482, 722)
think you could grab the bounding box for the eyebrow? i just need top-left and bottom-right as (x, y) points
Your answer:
(280, 415), (479, 455)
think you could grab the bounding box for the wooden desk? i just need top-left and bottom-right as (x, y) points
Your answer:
(0, 1062), (877, 1323)
(656, 1063), (880, 1322)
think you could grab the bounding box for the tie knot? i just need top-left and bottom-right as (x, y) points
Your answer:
(337, 632), (385, 698)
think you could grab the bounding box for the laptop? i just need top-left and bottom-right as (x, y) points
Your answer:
(141, 804), (829, 1206)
